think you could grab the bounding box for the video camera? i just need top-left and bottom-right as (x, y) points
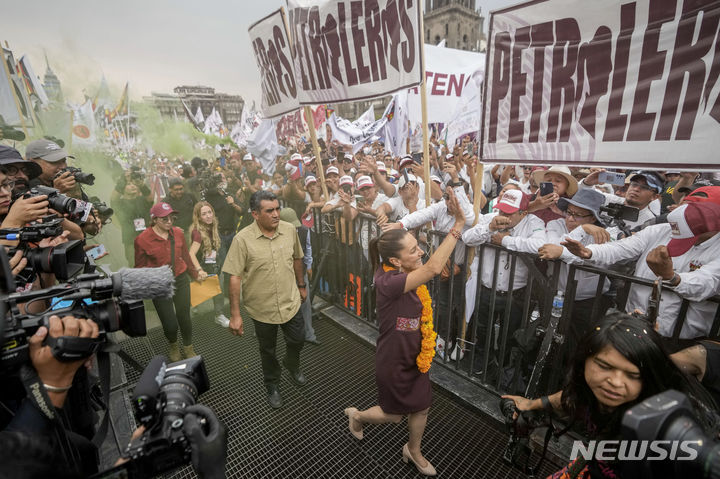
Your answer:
(199, 170), (227, 199)
(58, 166), (95, 186)
(0, 114), (25, 142)
(620, 389), (720, 479)
(16, 185), (92, 223)
(499, 397), (553, 475)
(599, 202), (640, 238)
(102, 355), (211, 477)
(89, 196), (114, 225)
(0, 214), (87, 286)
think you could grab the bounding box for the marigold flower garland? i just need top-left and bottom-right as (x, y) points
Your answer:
(383, 264), (437, 373)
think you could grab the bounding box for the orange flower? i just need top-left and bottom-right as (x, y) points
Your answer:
(383, 265), (436, 373)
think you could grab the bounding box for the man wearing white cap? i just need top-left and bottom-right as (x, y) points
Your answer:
(321, 174), (357, 222)
(358, 157), (398, 199)
(375, 172), (425, 225)
(462, 190), (546, 363)
(563, 202), (720, 338)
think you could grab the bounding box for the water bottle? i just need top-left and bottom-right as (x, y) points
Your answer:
(551, 291), (564, 319)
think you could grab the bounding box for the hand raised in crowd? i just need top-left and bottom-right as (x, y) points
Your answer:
(229, 313), (244, 336)
(489, 215), (512, 232)
(376, 211), (389, 226)
(538, 243), (564, 260)
(338, 190), (353, 205)
(582, 168), (606, 186)
(29, 315), (100, 407)
(53, 171), (77, 194)
(3, 194), (49, 226)
(381, 222), (404, 232)
(561, 238), (592, 259)
(581, 224), (611, 244)
(443, 162), (459, 182)
(531, 192), (559, 211)
(410, 162), (424, 178)
(8, 248), (28, 275)
(225, 195), (235, 205)
(646, 245), (675, 280)
(444, 188), (465, 224)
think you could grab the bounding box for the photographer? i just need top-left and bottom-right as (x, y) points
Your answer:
(25, 139), (79, 197)
(501, 313), (718, 478)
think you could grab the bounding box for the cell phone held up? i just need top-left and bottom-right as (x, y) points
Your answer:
(598, 171), (626, 186)
(539, 182), (554, 196)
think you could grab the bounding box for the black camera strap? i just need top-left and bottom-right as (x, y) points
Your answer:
(169, 228), (176, 274)
(91, 350), (111, 449)
(18, 364), (82, 472)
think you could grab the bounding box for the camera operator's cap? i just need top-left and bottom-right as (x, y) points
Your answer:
(496, 189), (530, 214)
(242, 153), (253, 161)
(557, 188), (604, 223)
(398, 173), (418, 189)
(398, 155), (414, 169)
(325, 165), (339, 176)
(531, 166), (578, 196)
(150, 202), (177, 218)
(339, 175), (354, 187)
(629, 171), (664, 193)
(0, 146), (42, 178)
(683, 185), (720, 206)
(304, 175), (317, 187)
(356, 175), (374, 189)
(279, 207), (301, 227)
(666, 202), (720, 256)
(375, 161), (387, 173)
(25, 138), (74, 163)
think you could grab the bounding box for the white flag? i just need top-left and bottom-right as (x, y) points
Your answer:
(71, 100), (97, 146)
(194, 107), (205, 125)
(327, 102), (393, 154)
(203, 107), (222, 136)
(247, 118), (286, 175)
(442, 69), (483, 147)
(384, 90), (409, 157)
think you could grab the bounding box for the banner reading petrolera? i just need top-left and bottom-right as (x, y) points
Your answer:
(482, 0), (720, 169)
(285, 0), (423, 105)
(248, 8), (300, 118)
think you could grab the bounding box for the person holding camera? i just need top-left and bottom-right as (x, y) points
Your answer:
(25, 139), (77, 195)
(501, 313), (719, 478)
(134, 202), (198, 361)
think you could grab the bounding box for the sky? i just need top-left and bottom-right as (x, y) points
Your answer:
(4, 0), (514, 106)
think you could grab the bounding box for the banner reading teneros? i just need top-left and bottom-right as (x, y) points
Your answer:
(482, 0), (720, 169)
(286, 0), (423, 104)
(248, 8), (300, 118)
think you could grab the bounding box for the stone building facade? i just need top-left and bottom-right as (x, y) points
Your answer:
(424, 0), (486, 52)
(143, 85), (244, 125)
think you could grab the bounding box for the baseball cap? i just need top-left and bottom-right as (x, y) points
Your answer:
(304, 175), (317, 187)
(302, 156), (314, 165)
(356, 175), (374, 189)
(150, 202), (177, 218)
(325, 166), (339, 176)
(289, 153), (302, 164)
(496, 189), (530, 214)
(398, 155), (414, 169)
(666, 203), (720, 256)
(376, 161), (387, 173)
(398, 173), (418, 189)
(339, 175), (353, 187)
(0, 146), (42, 178)
(242, 153), (253, 161)
(279, 207), (301, 228)
(430, 175), (443, 184)
(683, 186), (720, 205)
(25, 139), (74, 163)
(629, 171), (664, 193)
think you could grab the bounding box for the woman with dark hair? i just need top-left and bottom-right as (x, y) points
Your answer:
(134, 202), (198, 361)
(343, 189), (467, 476)
(503, 313), (719, 477)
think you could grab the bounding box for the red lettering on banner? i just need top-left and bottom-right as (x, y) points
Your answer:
(351, 1), (372, 84)
(708, 32), (720, 124)
(488, 31), (511, 143)
(365, 0), (387, 82)
(431, 73), (448, 95)
(252, 37), (280, 107)
(602, 2), (636, 141)
(547, 18), (580, 142)
(323, 13), (344, 82)
(509, 25), (530, 143)
(575, 27), (612, 139)
(627, 0), (676, 141)
(382, 0), (401, 71)
(657, 0), (720, 140)
(309, 7), (331, 90)
(337, 3), (359, 86)
(529, 22), (553, 143)
(447, 74), (465, 96)
(400, 0), (416, 72)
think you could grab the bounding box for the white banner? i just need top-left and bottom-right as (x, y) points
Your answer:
(442, 69), (483, 147)
(327, 101), (394, 153)
(18, 55), (49, 107)
(248, 8), (300, 118)
(384, 89), (409, 156)
(407, 44), (485, 125)
(247, 118), (286, 175)
(482, 0), (720, 169)
(71, 100), (97, 147)
(286, 0), (423, 104)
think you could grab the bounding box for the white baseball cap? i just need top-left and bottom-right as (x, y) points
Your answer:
(376, 161), (387, 173)
(398, 173), (418, 189)
(356, 175), (374, 189)
(304, 175), (317, 187)
(339, 175), (354, 186)
(326, 166), (339, 176)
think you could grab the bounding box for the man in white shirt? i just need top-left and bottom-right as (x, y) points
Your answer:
(376, 173), (425, 225)
(355, 175), (389, 251)
(563, 202), (720, 338)
(462, 189), (546, 363)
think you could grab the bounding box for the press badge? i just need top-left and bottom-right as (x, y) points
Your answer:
(134, 218), (146, 231)
(204, 250), (217, 264)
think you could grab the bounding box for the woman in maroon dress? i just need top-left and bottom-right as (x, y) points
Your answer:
(344, 190), (467, 477)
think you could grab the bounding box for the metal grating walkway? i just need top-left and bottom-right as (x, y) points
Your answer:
(117, 310), (564, 478)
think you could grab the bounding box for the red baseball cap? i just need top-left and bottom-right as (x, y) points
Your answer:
(666, 203), (720, 257)
(682, 186), (720, 206)
(496, 189), (530, 214)
(150, 202), (177, 218)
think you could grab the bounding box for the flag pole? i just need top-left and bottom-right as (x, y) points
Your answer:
(126, 82), (131, 151)
(68, 109), (74, 154)
(418, 12), (431, 207)
(1, 44), (29, 139)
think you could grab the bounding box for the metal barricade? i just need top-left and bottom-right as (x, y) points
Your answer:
(308, 211), (720, 400)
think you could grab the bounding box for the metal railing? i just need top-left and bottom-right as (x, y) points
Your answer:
(309, 210), (720, 399)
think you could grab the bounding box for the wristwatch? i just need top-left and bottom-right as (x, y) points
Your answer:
(297, 283), (307, 288)
(449, 181), (464, 187)
(662, 272), (681, 287)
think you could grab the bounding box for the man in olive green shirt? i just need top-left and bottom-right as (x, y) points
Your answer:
(222, 191), (308, 408)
